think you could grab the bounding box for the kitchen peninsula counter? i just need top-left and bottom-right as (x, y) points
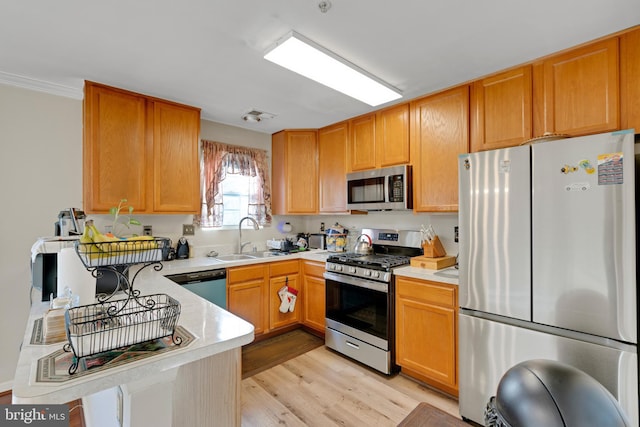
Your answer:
(13, 264), (254, 427)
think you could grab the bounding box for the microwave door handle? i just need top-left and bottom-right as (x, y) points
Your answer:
(384, 175), (390, 203)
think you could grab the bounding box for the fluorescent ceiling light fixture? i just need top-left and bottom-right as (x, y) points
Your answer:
(264, 31), (402, 107)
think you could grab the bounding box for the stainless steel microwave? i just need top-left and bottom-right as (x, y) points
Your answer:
(346, 165), (412, 211)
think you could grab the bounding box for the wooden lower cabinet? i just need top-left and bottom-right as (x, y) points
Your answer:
(268, 260), (301, 330)
(301, 261), (326, 333)
(395, 276), (458, 396)
(228, 260), (305, 335)
(227, 264), (269, 336)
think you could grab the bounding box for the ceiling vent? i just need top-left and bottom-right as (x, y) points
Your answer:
(241, 109), (276, 122)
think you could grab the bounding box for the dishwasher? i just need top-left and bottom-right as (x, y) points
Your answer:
(165, 268), (227, 309)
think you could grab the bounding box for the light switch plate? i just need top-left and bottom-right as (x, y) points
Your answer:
(143, 225), (152, 236)
(183, 224), (195, 235)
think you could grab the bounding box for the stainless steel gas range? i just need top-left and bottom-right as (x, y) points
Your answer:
(324, 228), (422, 374)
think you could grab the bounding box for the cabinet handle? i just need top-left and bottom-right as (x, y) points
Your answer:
(346, 341), (359, 350)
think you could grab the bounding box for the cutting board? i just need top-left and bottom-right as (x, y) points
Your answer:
(410, 255), (456, 270)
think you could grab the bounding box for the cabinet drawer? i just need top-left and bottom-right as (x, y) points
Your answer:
(302, 261), (325, 278)
(270, 260), (299, 277)
(396, 278), (456, 307)
(227, 264), (268, 284)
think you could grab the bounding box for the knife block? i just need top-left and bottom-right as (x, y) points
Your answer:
(422, 235), (446, 258)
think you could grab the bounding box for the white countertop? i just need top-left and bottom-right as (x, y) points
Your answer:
(393, 265), (459, 286)
(160, 249), (331, 275)
(15, 249), (452, 404)
(12, 264), (255, 404)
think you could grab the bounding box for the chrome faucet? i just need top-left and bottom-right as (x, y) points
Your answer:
(238, 216), (260, 253)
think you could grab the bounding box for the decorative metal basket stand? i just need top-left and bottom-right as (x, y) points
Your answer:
(64, 238), (181, 374)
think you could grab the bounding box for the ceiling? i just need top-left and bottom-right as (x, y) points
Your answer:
(2, 0), (639, 135)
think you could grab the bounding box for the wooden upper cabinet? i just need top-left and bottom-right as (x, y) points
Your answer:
(152, 100), (201, 213)
(83, 83), (148, 212)
(411, 85), (469, 213)
(376, 103), (410, 166)
(272, 130), (318, 215)
(318, 122), (348, 213)
(83, 81), (201, 214)
(621, 27), (640, 133)
(471, 66), (532, 151)
(534, 38), (619, 136)
(349, 113), (376, 171)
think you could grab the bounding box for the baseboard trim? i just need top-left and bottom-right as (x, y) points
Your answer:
(0, 380), (13, 394)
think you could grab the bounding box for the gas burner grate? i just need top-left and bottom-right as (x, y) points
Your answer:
(327, 253), (411, 270)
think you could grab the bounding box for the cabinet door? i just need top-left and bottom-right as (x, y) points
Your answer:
(471, 66), (532, 151)
(621, 28), (640, 133)
(318, 122), (348, 213)
(537, 38), (619, 136)
(302, 261), (326, 333)
(227, 264), (269, 335)
(395, 277), (458, 395)
(376, 103), (410, 166)
(269, 275), (301, 330)
(349, 114), (376, 171)
(83, 82), (148, 213)
(271, 130), (318, 215)
(228, 280), (268, 335)
(152, 101), (201, 213)
(411, 86), (469, 212)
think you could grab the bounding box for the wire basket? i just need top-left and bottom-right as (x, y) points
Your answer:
(75, 237), (170, 267)
(63, 293), (181, 374)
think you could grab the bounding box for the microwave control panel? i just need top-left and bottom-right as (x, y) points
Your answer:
(388, 174), (404, 202)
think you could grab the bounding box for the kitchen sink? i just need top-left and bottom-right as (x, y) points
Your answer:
(245, 251), (276, 258)
(214, 254), (257, 261)
(433, 267), (459, 279)
(214, 252), (284, 262)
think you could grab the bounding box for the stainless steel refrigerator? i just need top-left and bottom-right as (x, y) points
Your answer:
(458, 130), (638, 425)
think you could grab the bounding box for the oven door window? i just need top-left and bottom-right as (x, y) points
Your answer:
(326, 277), (388, 341)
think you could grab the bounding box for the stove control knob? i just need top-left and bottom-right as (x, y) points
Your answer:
(372, 271), (380, 278)
(349, 267), (357, 274)
(337, 265), (343, 272)
(364, 270), (371, 277)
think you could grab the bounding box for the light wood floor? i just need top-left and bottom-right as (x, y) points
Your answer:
(242, 346), (461, 426)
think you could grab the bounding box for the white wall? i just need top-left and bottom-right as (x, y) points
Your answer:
(299, 212), (458, 255)
(0, 84), (82, 389)
(0, 83), (459, 390)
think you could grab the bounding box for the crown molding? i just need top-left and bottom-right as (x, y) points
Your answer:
(0, 71), (83, 99)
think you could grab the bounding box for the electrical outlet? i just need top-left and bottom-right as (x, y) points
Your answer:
(183, 224), (195, 236)
(143, 225), (152, 236)
(454, 226), (459, 243)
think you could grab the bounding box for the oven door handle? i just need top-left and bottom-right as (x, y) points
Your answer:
(323, 271), (389, 293)
(345, 341), (360, 350)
